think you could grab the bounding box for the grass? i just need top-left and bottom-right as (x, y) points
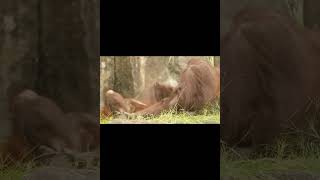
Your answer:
(0, 170), (25, 179)
(0, 151), (100, 179)
(100, 105), (220, 124)
(221, 157), (320, 179)
(0, 145), (38, 179)
(0, 160), (34, 179)
(221, 134), (320, 179)
(221, 100), (320, 179)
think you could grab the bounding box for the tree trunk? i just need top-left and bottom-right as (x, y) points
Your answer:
(36, 0), (99, 116)
(0, 0), (39, 138)
(113, 56), (135, 97)
(304, 0), (320, 29)
(285, 0), (304, 25)
(0, 0), (99, 138)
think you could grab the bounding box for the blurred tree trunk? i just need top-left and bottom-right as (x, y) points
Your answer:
(113, 56), (134, 97)
(0, 0), (99, 138)
(304, 0), (320, 29)
(285, 0), (304, 25)
(36, 0), (99, 116)
(0, 0), (39, 138)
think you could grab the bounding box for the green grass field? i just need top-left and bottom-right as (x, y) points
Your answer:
(0, 169), (28, 179)
(221, 157), (320, 179)
(221, 135), (320, 179)
(100, 106), (220, 124)
(0, 161), (34, 180)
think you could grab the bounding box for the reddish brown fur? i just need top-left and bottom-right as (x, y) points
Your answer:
(214, 66), (220, 98)
(103, 82), (175, 114)
(105, 90), (130, 113)
(8, 89), (82, 157)
(135, 59), (219, 115)
(4, 87), (100, 160)
(153, 82), (175, 103)
(101, 105), (112, 117)
(135, 82), (176, 106)
(66, 112), (100, 152)
(103, 59), (219, 116)
(176, 59), (218, 110)
(101, 90), (129, 116)
(134, 97), (174, 115)
(221, 8), (320, 147)
(3, 135), (34, 161)
(100, 87), (112, 117)
(127, 98), (148, 112)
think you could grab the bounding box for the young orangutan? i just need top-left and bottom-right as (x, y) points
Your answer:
(101, 82), (176, 115)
